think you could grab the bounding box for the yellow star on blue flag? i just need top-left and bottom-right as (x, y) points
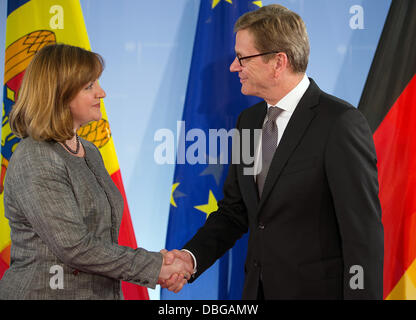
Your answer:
(212, 0), (232, 9)
(194, 190), (218, 219)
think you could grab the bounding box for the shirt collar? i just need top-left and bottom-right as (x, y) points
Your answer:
(267, 74), (310, 113)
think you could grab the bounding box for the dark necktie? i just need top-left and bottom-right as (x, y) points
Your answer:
(257, 107), (283, 197)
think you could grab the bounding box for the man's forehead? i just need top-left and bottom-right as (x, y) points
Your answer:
(235, 29), (257, 53)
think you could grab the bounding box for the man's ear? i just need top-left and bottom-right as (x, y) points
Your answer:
(273, 52), (289, 77)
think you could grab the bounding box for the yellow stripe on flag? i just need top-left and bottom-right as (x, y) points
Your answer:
(6, 0), (90, 49)
(386, 259), (416, 300)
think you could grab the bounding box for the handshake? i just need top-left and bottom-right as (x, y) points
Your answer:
(157, 249), (195, 293)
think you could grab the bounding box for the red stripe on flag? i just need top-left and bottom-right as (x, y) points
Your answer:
(374, 74), (416, 298)
(0, 258), (8, 280)
(0, 245), (10, 280)
(110, 169), (150, 300)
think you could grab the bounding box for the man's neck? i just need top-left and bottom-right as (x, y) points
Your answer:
(265, 73), (305, 106)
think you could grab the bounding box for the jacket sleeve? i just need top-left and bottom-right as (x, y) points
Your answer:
(325, 108), (384, 299)
(7, 148), (163, 289)
(183, 114), (249, 280)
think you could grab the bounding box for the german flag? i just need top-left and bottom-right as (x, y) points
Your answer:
(358, 0), (416, 299)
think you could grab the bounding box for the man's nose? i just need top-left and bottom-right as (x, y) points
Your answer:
(230, 57), (241, 72)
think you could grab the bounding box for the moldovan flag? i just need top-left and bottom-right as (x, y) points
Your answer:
(358, 0), (416, 299)
(0, 0), (149, 300)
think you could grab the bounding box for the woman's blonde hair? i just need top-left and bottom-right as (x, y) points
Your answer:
(9, 44), (104, 142)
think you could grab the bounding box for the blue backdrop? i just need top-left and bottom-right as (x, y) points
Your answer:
(0, 0), (391, 300)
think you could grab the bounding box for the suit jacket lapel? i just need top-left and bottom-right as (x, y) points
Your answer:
(257, 79), (321, 212)
(239, 101), (267, 210)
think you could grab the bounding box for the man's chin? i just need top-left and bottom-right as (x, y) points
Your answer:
(240, 85), (250, 96)
(241, 86), (255, 97)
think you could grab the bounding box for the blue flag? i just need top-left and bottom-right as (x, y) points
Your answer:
(162, 0), (262, 300)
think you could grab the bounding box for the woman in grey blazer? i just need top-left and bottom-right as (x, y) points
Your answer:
(0, 44), (191, 299)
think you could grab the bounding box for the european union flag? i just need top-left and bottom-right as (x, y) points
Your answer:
(162, 0), (262, 300)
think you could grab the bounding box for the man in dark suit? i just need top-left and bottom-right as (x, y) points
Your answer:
(163, 4), (383, 299)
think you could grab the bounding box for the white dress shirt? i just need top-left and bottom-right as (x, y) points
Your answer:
(253, 74), (310, 181)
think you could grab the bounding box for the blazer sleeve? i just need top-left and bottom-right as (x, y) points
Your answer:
(8, 148), (163, 289)
(325, 108), (384, 299)
(183, 114), (249, 280)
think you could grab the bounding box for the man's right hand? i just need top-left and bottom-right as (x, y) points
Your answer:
(158, 249), (194, 293)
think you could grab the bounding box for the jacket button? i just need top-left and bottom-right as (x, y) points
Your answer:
(258, 223), (265, 230)
(253, 260), (259, 268)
